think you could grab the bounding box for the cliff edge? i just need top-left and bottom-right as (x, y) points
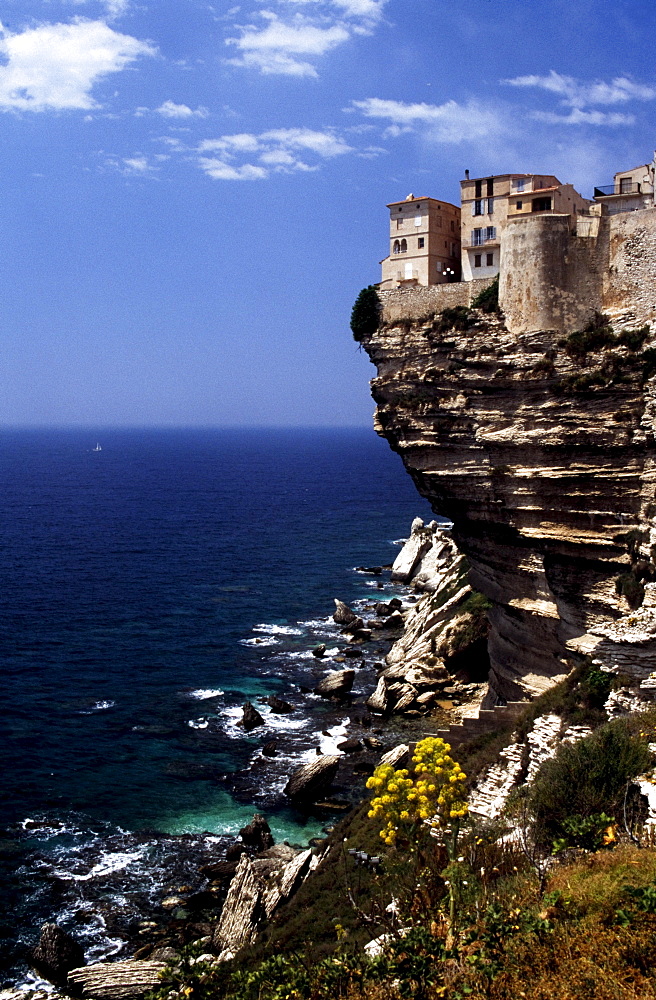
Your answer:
(360, 287), (656, 705)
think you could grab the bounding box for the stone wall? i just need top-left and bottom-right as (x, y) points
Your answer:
(380, 277), (491, 324)
(604, 209), (656, 328)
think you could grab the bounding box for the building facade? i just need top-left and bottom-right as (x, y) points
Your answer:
(379, 194), (461, 290)
(459, 173), (591, 282)
(593, 155), (656, 215)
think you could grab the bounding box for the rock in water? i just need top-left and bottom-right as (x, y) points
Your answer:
(337, 737), (363, 753)
(31, 923), (85, 986)
(264, 695), (293, 714)
(67, 961), (165, 999)
(315, 669), (355, 698)
(333, 600), (359, 625)
(284, 755), (340, 801)
(262, 740), (278, 757)
(241, 701), (264, 731)
(312, 644), (327, 658)
(239, 813), (275, 852)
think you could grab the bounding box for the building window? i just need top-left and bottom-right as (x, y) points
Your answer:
(486, 253), (494, 266)
(532, 197), (552, 212)
(418, 237), (425, 248)
(396, 218), (404, 229)
(450, 243), (457, 257)
(472, 228), (483, 246)
(486, 178), (494, 196)
(475, 179), (482, 198)
(436, 262), (443, 272)
(474, 254), (482, 268)
(516, 178), (525, 192)
(485, 226), (496, 241)
(400, 239), (407, 252)
(619, 177), (633, 193)
(414, 215), (422, 226)
(393, 240), (400, 254)
(487, 198), (494, 214)
(473, 199), (484, 216)
(516, 200), (523, 209)
(450, 220), (455, 231)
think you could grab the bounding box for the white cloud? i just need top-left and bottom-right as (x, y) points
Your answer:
(351, 97), (505, 144)
(532, 108), (636, 126)
(224, 0), (387, 76)
(505, 70), (656, 108)
(156, 100), (208, 118)
(195, 125), (354, 179)
(70, 0), (130, 17)
(226, 12), (348, 76)
(197, 159), (268, 180)
(0, 18), (155, 112)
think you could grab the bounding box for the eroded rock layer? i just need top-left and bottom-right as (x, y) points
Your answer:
(361, 300), (656, 704)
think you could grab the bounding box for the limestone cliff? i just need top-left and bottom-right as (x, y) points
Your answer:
(360, 294), (656, 705)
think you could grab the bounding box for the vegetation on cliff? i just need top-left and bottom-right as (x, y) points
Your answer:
(150, 688), (656, 1000)
(350, 286), (381, 343)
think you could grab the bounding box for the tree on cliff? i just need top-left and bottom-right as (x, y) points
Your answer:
(350, 285), (381, 342)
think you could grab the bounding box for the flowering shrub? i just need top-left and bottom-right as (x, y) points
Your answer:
(366, 737), (468, 845)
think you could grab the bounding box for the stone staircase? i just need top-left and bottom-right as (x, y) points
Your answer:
(426, 701), (528, 750)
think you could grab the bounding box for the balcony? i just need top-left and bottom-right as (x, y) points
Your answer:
(462, 236), (498, 249)
(396, 269), (418, 281)
(594, 182), (641, 197)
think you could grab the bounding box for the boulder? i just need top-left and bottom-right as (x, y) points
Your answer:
(373, 601), (393, 616)
(379, 744), (410, 768)
(336, 737), (363, 753)
(333, 600), (360, 626)
(262, 740), (278, 757)
(264, 695), (293, 714)
(384, 612), (405, 629)
(363, 735), (384, 750)
(351, 628), (372, 642)
(315, 669), (355, 698)
(198, 859), (239, 882)
(263, 849), (317, 918)
(284, 755), (340, 801)
(67, 961), (165, 1000)
(342, 647), (363, 659)
(391, 521), (433, 582)
(366, 676), (388, 714)
(241, 701), (264, 731)
(31, 923), (85, 987)
(226, 841), (246, 861)
(391, 684), (418, 713)
(239, 813), (275, 852)
(311, 644), (327, 658)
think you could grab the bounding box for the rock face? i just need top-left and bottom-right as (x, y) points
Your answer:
(31, 923), (85, 986)
(284, 755), (340, 801)
(67, 961), (165, 1000)
(361, 297), (656, 703)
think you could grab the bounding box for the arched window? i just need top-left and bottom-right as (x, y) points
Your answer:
(393, 240), (400, 254)
(400, 239), (407, 253)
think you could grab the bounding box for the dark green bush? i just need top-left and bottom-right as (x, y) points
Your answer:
(529, 720), (652, 847)
(559, 314), (616, 358)
(350, 285), (381, 342)
(617, 325), (650, 351)
(436, 305), (472, 333)
(471, 275), (499, 314)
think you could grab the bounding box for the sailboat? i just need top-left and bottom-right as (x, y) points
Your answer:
(93, 443), (102, 452)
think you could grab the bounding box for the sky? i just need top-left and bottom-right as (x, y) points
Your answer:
(1, 0), (655, 427)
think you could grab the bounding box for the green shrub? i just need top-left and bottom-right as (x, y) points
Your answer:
(617, 325), (650, 351)
(436, 305), (472, 333)
(559, 314), (616, 358)
(471, 275), (499, 314)
(529, 720), (652, 847)
(350, 285), (381, 342)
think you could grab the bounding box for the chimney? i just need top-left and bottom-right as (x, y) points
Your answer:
(465, 169), (470, 180)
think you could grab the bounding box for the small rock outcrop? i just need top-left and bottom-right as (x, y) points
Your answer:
(31, 923), (85, 987)
(315, 669), (355, 698)
(333, 600), (359, 626)
(264, 695), (293, 714)
(241, 701), (265, 731)
(284, 755), (340, 801)
(239, 813), (275, 852)
(67, 961), (165, 1000)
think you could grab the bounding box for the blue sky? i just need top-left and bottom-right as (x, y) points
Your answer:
(1, 0), (655, 426)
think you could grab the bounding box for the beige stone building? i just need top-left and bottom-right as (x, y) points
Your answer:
(460, 172), (591, 281)
(593, 155), (656, 214)
(379, 194), (460, 290)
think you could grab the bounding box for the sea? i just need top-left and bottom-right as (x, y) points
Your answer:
(0, 426), (435, 987)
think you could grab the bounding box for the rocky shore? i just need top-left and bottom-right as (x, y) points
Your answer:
(5, 519), (496, 999)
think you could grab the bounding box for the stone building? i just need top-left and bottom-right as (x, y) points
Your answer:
(379, 194), (461, 290)
(593, 155), (656, 215)
(460, 172), (591, 281)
